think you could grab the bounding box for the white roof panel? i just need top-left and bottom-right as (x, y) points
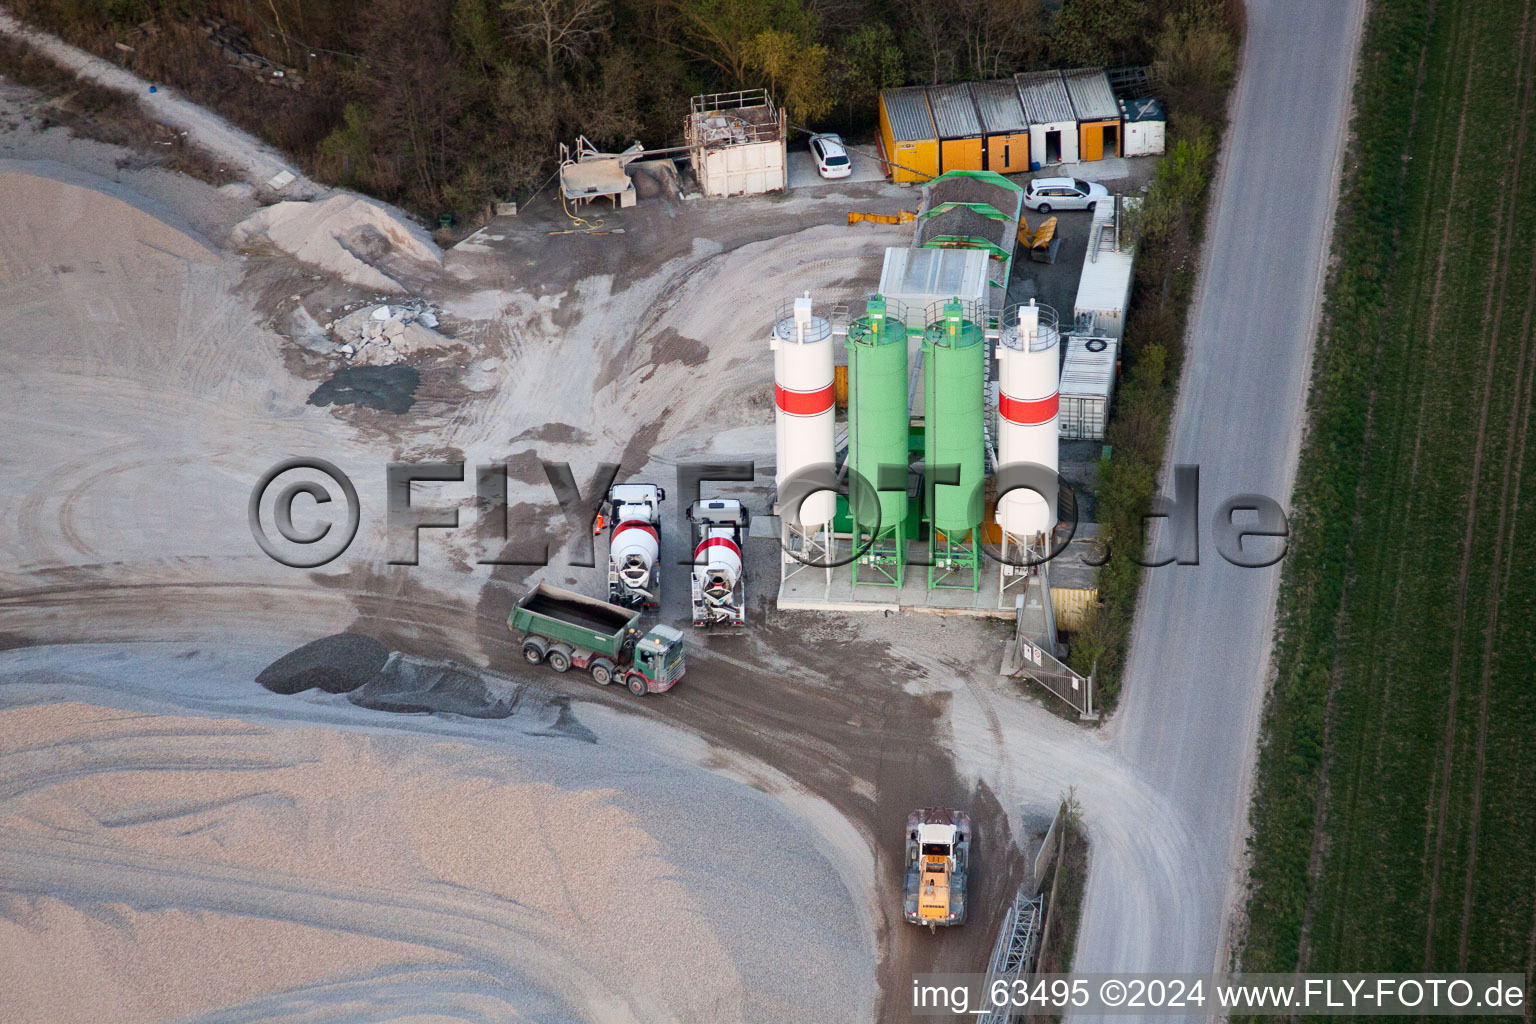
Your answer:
(1060, 335), (1117, 399)
(1074, 201), (1136, 313)
(878, 247), (991, 327)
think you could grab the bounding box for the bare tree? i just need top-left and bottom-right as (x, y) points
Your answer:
(503, 0), (612, 77)
(960, 0), (1041, 80)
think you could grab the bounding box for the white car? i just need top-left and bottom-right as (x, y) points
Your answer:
(1024, 176), (1110, 213)
(810, 134), (852, 179)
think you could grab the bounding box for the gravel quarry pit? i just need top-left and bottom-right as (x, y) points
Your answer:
(0, 92), (1080, 1022)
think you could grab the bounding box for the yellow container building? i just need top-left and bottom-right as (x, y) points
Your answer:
(925, 83), (985, 173)
(877, 88), (939, 183)
(968, 80), (1032, 174)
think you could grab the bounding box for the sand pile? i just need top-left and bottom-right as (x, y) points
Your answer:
(0, 699), (750, 1022)
(0, 159), (218, 272)
(231, 193), (441, 292)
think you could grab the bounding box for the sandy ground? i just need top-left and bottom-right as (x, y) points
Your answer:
(0, 645), (874, 1024)
(0, 97), (894, 1021)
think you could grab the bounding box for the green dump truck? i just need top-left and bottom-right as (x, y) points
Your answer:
(508, 582), (686, 696)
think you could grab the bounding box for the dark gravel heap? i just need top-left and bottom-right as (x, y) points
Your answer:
(256, 633), (389, 694)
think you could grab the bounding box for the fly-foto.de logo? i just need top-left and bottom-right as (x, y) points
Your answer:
(248, 458), (1287, 570)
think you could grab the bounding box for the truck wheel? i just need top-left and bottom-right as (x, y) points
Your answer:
(547, 649), (571, 673)
(590, 659), (614, 685)
(627, 674), (647, 696)
(522, 643), (545, 666)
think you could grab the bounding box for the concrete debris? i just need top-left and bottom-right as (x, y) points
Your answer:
(328, 299), (458, 366)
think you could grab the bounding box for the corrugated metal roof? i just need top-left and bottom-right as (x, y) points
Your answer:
(969, 80), (1029, 133)
(1060, 335), (1117, 398)
(1061, 67), (1120, 121)
(1015, 70), (1075, 125)
(926, 84), (982, 138)
(881, 87), (937, 142)
(877, 247), (990, 328)
(1075, 203), (1135, 313)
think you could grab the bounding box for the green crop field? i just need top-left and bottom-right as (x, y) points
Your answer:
(1240, 0), (1536, 987)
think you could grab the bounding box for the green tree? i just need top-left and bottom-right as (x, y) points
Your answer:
(1050, 0), (1150, 67)
(657, 0), (817, 85)
(828, 22), (905, 126)
(502, 0), (613, 77)
(744, 28), (832, 123)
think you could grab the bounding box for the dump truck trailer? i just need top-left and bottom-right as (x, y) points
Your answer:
(509, 583), (686, 695)
(903, 808), (972, 931)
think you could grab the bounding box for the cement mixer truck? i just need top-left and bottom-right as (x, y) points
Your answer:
(687, 498), (749, 627)
(602, 483), (665, 609)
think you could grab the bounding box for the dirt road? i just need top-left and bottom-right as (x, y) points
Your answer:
(0, 9), (320, 197)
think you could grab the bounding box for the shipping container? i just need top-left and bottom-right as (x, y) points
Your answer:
(969, 81), (1031, 174)
(1062, 68), (1122, 160)
(1073, 200), (1135, 339)
(1120, 96), (1166, 157)
(926, 84), (985, 173)
(1058, 334), (1118, 441)
(878, 88), (940, 183)
(1015, 71), (1080, 167)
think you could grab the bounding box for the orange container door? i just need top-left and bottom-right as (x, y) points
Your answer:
(1080, 123), (1103, 161)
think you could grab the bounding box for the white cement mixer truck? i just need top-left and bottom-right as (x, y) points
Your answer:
(687, 498), (749, 627)
(603, 483), (665, 609)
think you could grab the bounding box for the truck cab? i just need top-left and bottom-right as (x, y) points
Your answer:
(903, 809), (971, 931)
(627, 624), (687, 694)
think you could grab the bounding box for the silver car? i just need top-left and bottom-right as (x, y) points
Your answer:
(1024, 176), (1110, 213)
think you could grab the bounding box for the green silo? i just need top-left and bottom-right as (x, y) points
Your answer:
(923, 299), (985, 590)
(846, 296), (909, 587)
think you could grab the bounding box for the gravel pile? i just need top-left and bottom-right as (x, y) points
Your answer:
(255, 633), (388, 694)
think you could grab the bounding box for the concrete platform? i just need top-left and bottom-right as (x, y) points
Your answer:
(777, 539), (1016, 617)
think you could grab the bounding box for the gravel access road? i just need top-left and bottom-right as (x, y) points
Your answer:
(1069, 0), (1368, 992)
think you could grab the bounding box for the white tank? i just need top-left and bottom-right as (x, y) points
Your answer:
(694, 529), (743, 594)
(996, 302), (1060, 537)
(771, 293), (836, 527)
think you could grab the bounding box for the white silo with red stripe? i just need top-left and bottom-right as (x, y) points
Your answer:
(995, 301), (1059, 588)
(770, 293), (836, 578)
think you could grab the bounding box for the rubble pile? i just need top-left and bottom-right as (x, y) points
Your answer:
(325, 300), (456, 366)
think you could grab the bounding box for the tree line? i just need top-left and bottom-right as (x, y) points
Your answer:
(11, 0), (1236, 217)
